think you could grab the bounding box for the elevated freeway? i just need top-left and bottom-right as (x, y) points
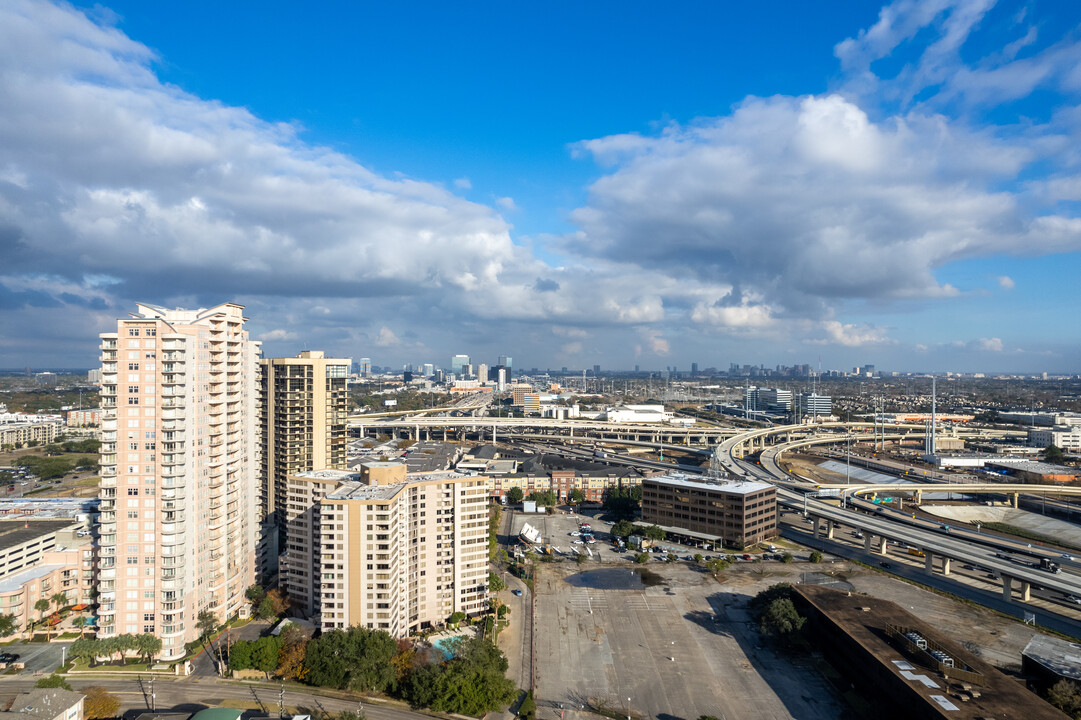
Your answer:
(349, 415), (740, 446)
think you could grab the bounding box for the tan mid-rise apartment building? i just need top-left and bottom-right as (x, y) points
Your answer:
(281, 466), (489, 635)
(98, 303), (261, 660)
(258, 351), (350, 578)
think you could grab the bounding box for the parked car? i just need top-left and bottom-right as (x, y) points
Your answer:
(879, 561), (892, 569)
(511, 589), (523, 597)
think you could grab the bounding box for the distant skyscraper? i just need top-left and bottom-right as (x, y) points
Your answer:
(451, 354), (470, 376)
(476, 363), (488, 383)
(260, 351), (350, 578)
(423, 363), (435, 377)
(97, 302), (260, 660)
(691, 362), (698, 374)
(498, 355), (512, 370)
(358, 358), (372, 376)
(593, 364), (601, 375)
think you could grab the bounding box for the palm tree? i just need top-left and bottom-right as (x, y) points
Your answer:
(50, 592), (67, 615)
(0, 614), (16, 638)
(72, 616), (87, 638)
(33, 599), (50, 635)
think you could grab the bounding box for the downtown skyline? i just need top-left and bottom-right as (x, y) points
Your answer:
(2, 0), (1081, 373)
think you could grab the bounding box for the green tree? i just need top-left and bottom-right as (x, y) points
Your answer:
(251, 636), (283, 673)
(135, 633), (162, 663)
(1045, 444), (1067, 464)
(505, 487), (524, 504)
(693, 553), (704, 564)
(404, 637), (516, 714)
(70, 638), (99, 666)
(759, 598), (806, 641)
(0, 613), (17, 638)
(809, 551), (823, 563)
(196, 610), (218, 641)
(634, 552), (650, 563)
(33, 598), (50, 632)
(304, 626), (397, 692)
(488, 572), (506, 592)
(35, 675), (72, 690)
(569, 489), (585, 506)
(50, 592), (67, 614)
(245, 584), (266, 604)
(72, 616), (87, 638)
(525, 490), (556, 506)
(448, 611), (466, 628)
(642, 524), (665, 541)
(610, 519), (635, 539)
(229, 640), (253, 671)
(1047, 679), (1081, 718)
(781, 553), (794, 564)
(705, 557), (731, 576)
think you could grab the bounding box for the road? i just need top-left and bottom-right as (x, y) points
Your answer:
(0, 674), (434, 720)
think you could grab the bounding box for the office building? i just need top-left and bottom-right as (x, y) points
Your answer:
(358, 358), (372, 376)
(1028, 426), (1081, 452)
(641, 474), (777, 548)
(450, 355), (470, 376)
(800, 392), (832, 418)
(97, 302), (261, 660)
(259, 351), (350, 578)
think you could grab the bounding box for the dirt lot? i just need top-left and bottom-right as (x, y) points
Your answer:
(527, 547), (1053, 720)
(533, 560), (850, 720)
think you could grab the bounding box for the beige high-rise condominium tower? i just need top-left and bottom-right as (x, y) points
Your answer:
(97, 303), (260, 660)
(258, 351), (350, 578)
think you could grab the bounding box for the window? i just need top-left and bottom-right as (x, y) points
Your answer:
(127, 397), (139, 405)
(127, 488), (138, 496)
(127, 511), (137, 519)
(128, 363), (140, 370)
(128, 328), (140, 336)
(146, 328), (156, 336)
(126, 556), (137, 564)
(128, 443), (139, 450)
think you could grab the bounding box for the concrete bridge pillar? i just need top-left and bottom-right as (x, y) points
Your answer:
(915, 489), (922, 505)
(864, 534), (873, 553)
(826, 520), (835, 539)
(925, 553), (934, 573)
(941, 557), (951, 575)
(1002, 576), (1013, 602)
(813, 517), (822, 539)
(1020, 581), (1031, 602)
(1011, 493), (1019, 508)
(877, 537), (888, 554)
(443, 428), (447, 441)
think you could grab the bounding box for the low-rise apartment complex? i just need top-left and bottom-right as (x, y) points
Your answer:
(0, 520), (94, 633)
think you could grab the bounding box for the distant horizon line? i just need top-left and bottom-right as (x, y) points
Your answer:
(2, 367), (1079, 379)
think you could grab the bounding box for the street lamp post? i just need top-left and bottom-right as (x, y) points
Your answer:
(627, 697), (631, 720)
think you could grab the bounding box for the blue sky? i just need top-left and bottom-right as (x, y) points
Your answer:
(2, 0), (1080, 373)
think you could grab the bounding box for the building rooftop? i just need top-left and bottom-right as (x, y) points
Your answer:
(795, 584), (1066, 720)
(0, 520), (79, 553)
(291, 469), (363, 482)
(987, 460), (1081, 476)
(646, 473), (774, 495)
(1022, 634), (1081, 684)
(0, 565), (66, 593)
(0, 688), (84, 720)
(327, 470), (482, 503)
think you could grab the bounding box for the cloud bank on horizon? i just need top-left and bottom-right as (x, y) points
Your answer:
(1, 0), (1079, 371)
